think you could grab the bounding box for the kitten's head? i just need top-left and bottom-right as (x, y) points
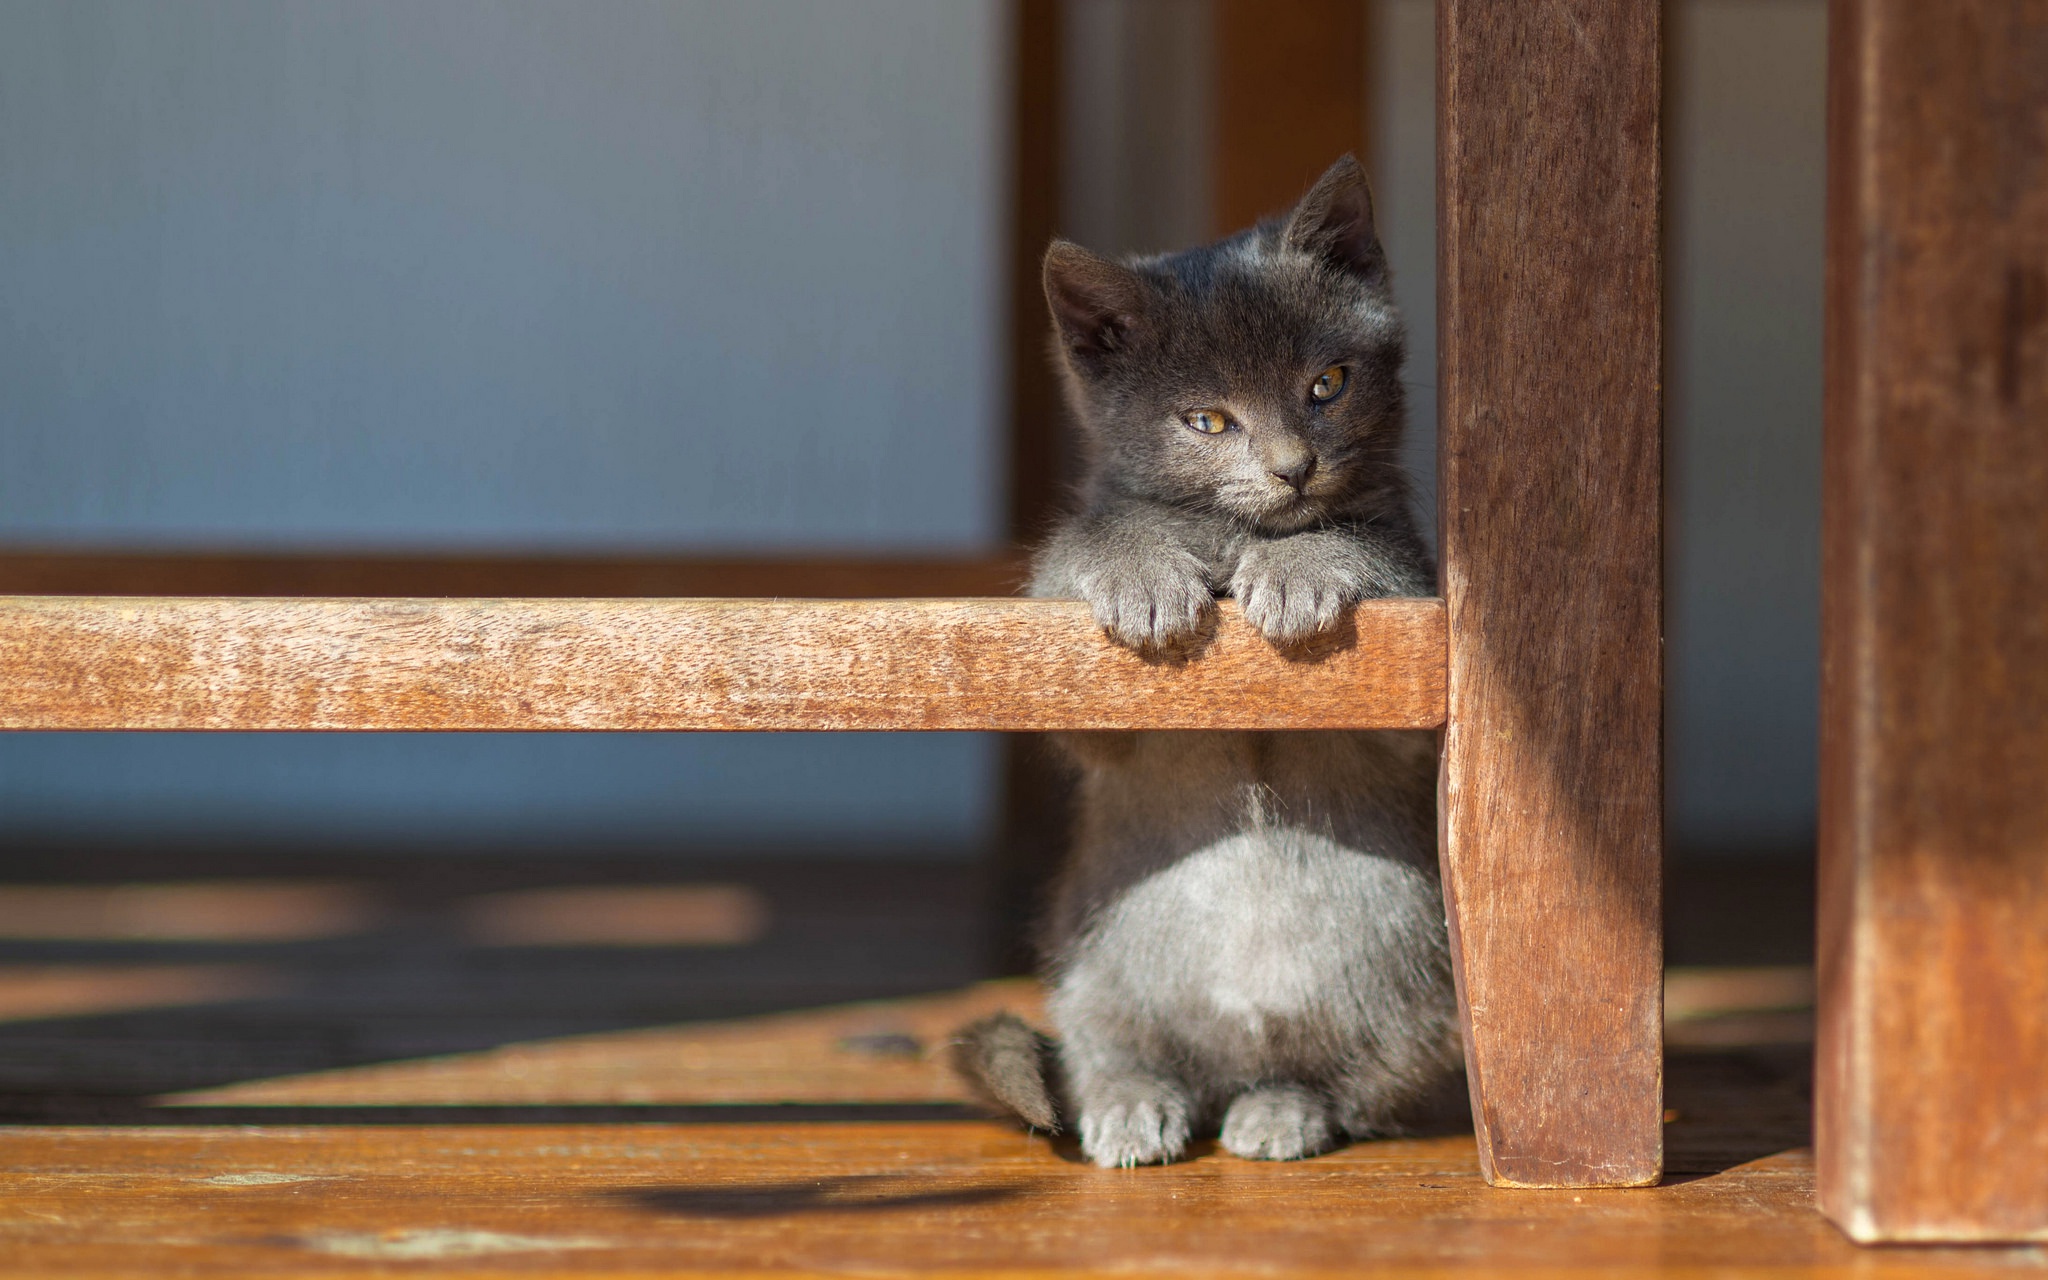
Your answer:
(1045, 156), (1407, 533)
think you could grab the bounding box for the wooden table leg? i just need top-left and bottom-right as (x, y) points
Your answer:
(1817, 0), (2048, 1243)
(1436, 0), (1665, 1188)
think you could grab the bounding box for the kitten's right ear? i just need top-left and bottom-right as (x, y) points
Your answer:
(1043, 241), (1146, 361)
(1283, 154), (1388, 286)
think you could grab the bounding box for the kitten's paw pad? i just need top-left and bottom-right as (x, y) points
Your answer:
(1076, 553), (1214, 651)
(1078, 1091), (1193, 1168)
(1230, 544), (1368, 646)
(1220, 1086), (1337, 1161)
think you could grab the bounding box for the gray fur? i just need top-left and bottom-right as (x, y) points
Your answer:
(947, 1013), (1061, 1132)
(958, 157), (1460, 1168)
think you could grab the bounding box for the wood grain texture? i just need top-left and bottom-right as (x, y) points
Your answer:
(0, 596), (1446, 732)
(0, 550), (1027, 599)
(0, 977), (1961, 1279)
(1817, 0), (2048, 1244)
(1436, 0), (1664, 1188)
(1212, 0), (1370, 235)
(0, 1129), (1903, 1280)
(0, 1116), (2020, 1277)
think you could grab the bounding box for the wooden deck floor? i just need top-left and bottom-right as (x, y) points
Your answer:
(0, 849), (2036, 1277)
(0, 1123), (1979, 1279)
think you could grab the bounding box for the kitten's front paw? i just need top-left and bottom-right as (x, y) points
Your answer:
(1075, 549), (1214, 651)
(1230, 536), (1373, 645)
(1077, 1082), (1193, 1168)
(1221, 1085), (1337, 1161)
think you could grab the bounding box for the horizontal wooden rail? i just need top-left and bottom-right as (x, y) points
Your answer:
(0, 596), (1446, 733)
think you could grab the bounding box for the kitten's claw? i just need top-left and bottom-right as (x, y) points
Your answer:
(1231, 535), (1375, 645)
(1221, 1085), (1337, 1161)
(1076, 550), (1213, 651)
(1078, 1086), (1193, 1168)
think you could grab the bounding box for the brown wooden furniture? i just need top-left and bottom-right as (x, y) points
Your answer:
(0, 2), (1669, 1194)
(1436, 0), (1664, 1189)
(0, 596), (1445, 734)
(1816, 0), (2048, 1244)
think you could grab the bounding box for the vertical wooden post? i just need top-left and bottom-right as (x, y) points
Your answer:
(994, 0), (1069, 973)
(1436, 1), (1664, 1188)
(1817, 0), (2048, 1243)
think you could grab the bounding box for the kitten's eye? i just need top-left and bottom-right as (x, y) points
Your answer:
(1310, 366), (1348, 402)
(1183, 409), (1232, 435)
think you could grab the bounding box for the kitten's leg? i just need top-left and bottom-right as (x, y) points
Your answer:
(1328, 1024), (1463, 1139)
(1220, 1084), (1337, 1161)
(1053, 979), (1196, 1168)
(1330, 1062), (1414, 1138)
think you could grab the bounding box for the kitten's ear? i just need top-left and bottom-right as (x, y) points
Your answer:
(1283, 155), (1387, 285)
(1043, 241), (1146, 361)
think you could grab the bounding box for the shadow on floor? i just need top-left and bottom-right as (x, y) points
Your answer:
(615, 1174), (1028, 1219)
(0, 845), (995, 1107)
(0, 842), (1815, 1176)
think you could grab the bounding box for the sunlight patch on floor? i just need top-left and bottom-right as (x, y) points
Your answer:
(0, 882), (378, 942)
(458, 884), (769, 947)
(0, 963), (284, 1023)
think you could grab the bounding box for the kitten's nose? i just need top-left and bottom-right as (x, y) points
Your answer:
(1271, 454), (1317, 493)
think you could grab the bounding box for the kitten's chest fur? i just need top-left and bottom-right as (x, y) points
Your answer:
(1048, 729), (1436, 946)
(1047, 729), (1443, 1084)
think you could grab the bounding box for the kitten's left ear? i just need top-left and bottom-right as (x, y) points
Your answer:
(1043, 240), (1148, 362)
(1283, 155), (1387, 285)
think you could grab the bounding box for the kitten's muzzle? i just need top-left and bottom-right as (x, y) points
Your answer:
(1271, 455), (1318, 494)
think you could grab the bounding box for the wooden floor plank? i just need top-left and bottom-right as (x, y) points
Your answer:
(0, 596), (1447, 732)
(0, 1125), (2029, 1279)
(0, 852), (2026, 1279)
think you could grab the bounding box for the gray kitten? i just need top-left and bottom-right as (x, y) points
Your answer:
(952, 157), (1460, 1167)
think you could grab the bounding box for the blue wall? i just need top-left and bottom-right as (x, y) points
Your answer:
(0, 0), (1007, 852)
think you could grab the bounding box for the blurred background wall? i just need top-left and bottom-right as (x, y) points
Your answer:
(0, 0), (1007, 853)
(0, 0), (1825, 864)
(1661, 0), (1826, 857)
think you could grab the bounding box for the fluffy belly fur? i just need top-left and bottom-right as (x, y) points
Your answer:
(1053, 827), (1449, 1083)
(1044, 730), (1459, 1167)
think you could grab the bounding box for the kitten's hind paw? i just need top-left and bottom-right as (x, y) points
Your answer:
(1077, 1085), (1193, 1168)
(1220, 1085), (1337, 1161)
